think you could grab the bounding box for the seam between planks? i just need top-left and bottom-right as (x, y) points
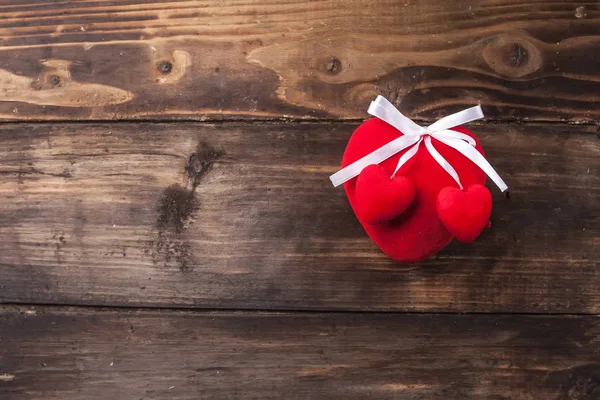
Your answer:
(0, 118), (598, 127)
(1, 301), (599, 317)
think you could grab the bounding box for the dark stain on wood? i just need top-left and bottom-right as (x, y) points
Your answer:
(153, 185), (196, 273)
(148, 231), (193, 273)
(150, 141), (223, 273)
(156, 140), (224, 234)
(156, 184), (196, 234)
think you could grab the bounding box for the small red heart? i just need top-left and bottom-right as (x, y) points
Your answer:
(436, 184), (492, 243)
(354, 164), (416, 225)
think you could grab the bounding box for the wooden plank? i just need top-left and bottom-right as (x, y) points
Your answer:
(0, 0), (598, 121)
(0, 122), (599, 312)
(1, 307), (600, 399)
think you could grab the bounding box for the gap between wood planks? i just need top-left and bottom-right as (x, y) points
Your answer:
(0, 118), (598, 127)
(1, 302), (599, 317)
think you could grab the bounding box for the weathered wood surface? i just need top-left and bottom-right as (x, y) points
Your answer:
(0, 0), (598, 121)
(0, 122), (598, 312)
(1, 307), (600, 400)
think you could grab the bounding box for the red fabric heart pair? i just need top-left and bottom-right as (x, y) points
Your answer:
(342, 118), (493, 262)
(355, 164), (491, 243)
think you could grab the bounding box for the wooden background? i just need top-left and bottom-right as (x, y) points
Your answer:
(0, 1), (599, 399)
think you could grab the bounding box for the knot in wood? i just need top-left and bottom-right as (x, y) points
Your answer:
(481, 35), (541, 78)
(49, 75), (61, 86)
(325, 57), (342, 75)
(188, 153), (205, 174)
(158, 61), (173, 74)
(508, 43), (528, 68)
(30, 80), (43, 91)
(575, 6), (587, 18)
(186, 143), (224, 185)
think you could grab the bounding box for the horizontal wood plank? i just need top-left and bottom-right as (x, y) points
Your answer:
(1, 307), (600, 399)
(0, 122), (598, 312)
(0, 0), (598, 121)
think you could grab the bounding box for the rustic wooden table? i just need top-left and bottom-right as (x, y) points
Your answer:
(1, 1), (599, 399)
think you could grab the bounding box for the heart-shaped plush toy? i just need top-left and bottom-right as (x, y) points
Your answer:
(355, 164), (416, 225)
(437, 184), (492, 243)
(341, 117), (492, 262)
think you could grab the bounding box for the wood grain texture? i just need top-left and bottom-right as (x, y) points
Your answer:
(0, 122), (598, 312)
(1, 307), (600, 400)
(0, 0), (598, 121)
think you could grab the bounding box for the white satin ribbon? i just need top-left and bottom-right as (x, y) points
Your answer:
(329, 96), (508, 192)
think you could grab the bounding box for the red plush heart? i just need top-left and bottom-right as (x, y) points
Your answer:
(342, 117), (488, 262)
(436, 184), (492, 243)
(354, 164), (415, 225)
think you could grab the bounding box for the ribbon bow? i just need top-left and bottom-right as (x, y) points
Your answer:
(329, 96), (508, 192)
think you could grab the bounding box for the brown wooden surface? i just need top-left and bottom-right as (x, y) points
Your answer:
(2, 1), (599, 398)
(0, 122), (598, 313)
(1, 307), (600, 400)
(0, 0), (598, 121)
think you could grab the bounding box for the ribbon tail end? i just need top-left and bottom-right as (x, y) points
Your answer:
(474, 105), (484, 119)
(329, 173), (344, 188)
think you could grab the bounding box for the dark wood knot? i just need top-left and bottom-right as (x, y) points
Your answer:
(48, 75), (61, 86)
(481, 35), (542, 78)
(508, 43), (528, 68)
(158, 61), (173, 74)
(325, 57), (342, 75)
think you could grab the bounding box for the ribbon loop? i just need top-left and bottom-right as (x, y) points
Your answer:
(426, 105), (484, 133)
(367, 96), (423, 137)
(329, 96), (508, 192)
